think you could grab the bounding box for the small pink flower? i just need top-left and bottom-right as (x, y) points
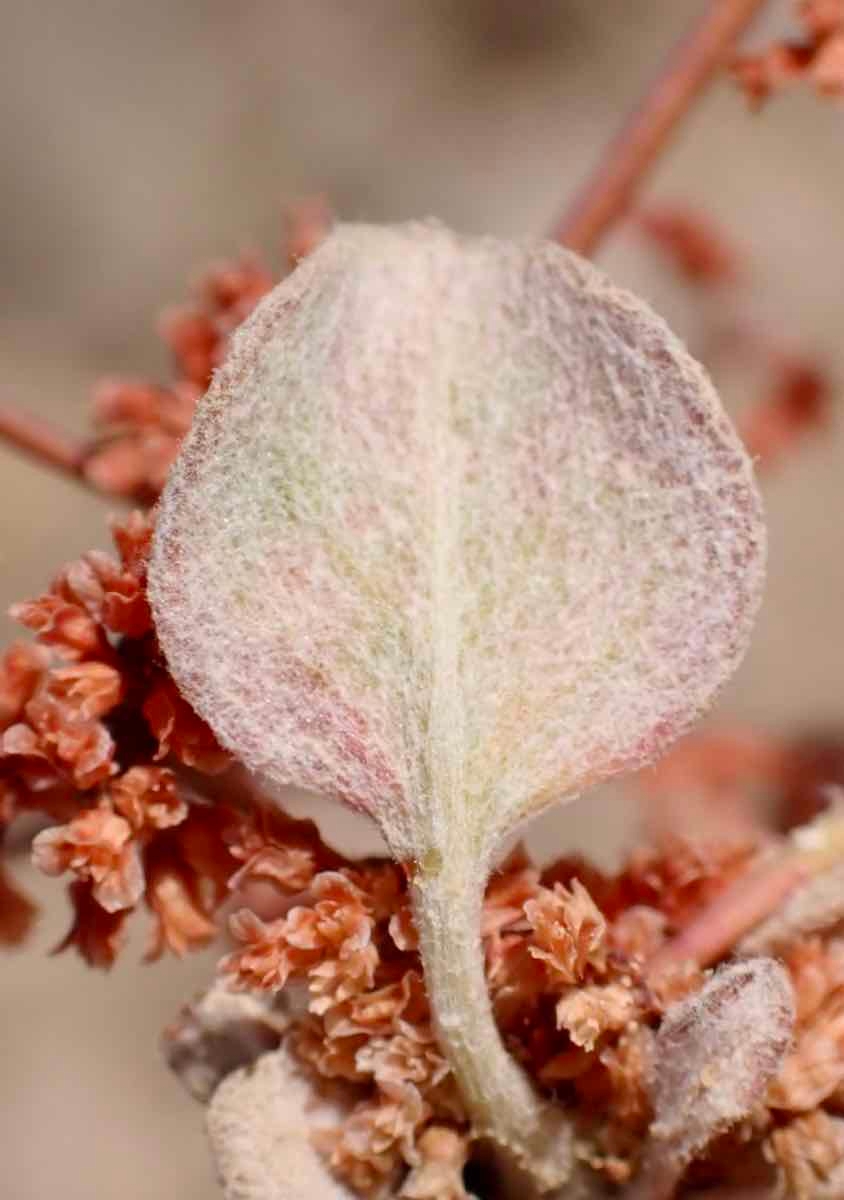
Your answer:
(0, 642), (49, 731)
(32, 807), (143, 912)
(109, 766), (187, 833)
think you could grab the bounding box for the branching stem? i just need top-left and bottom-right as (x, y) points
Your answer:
(555, 0), (770, 256)
(0, 4), (770, 488)
(0, 405), (90, 486)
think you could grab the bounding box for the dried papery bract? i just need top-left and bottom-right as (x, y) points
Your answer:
(149, 221), (765, 1187)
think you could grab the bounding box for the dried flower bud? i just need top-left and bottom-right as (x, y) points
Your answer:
(149, 220), (765, 1186)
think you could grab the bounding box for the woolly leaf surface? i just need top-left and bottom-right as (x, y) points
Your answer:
(149, 221), (765, 860)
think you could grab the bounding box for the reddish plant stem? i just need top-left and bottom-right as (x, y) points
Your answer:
(647, 854), (810, 976)
(0, 4), (769, 485)
(0, 405), (90, 485)
(555, 0), (770, 256)
(648, 804), (844, 974)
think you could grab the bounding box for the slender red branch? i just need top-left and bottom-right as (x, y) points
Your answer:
(648, 804), (844, 975)
(0, 3), (769, 488)
(555, 0), (770, 256)
(646, 854), (810, 976)
(0, 406), (90, 485)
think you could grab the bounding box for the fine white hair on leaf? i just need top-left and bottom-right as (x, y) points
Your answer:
(149, 219), (765, 862)
(207, 1046), (356, 1200)
(149, 219), (766, 1187)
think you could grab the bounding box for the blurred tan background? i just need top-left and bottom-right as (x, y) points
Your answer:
(2, 2), (842, 1197)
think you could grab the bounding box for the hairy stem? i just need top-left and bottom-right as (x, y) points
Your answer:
(410, 857), (572, 1192)
(555, 0), (770, 256)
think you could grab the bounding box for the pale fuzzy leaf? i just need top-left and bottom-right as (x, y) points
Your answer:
(149, 220), (764, 863)
(207, 1045), (356, 1200)
(628, 959), (795, 1200)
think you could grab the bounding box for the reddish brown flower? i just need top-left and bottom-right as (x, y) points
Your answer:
(610, 835), (756, 931)
(636, 205), (739, 286)
(1, 721), (58, 791)
(109, 766), (187, 833)
(223, 908), (297, 992)
(9, 595), (107, 661)
(740, 357), (831, 470)
(388, 897), (418, 952)
(32, 807), (143, 911)
(608, 905), (667, 967)
(0, 642), (49, 730)
(802, 0), (844, 37)
(524, 879), (608, 984)
(769, 990), (844, 1111)
(45, 662), (123, 721)
(142, 675), (230, 773)
(53, 880), (131, 967)
(767, 1109), (844, 1199)
(225, 804), (336, 897)
(111, 509), (155, 576)
(556, 982), (640, 1052)
(354, 1030), (449, 1093)
(21, 694), (116, 789)
(290, 1014), (369, 1083)
(143, 848), (218, 960)
(811, 29), (844, 92)
(481, 843), (541, 936)
(732, 41), (814, 107)
(341, 971), (429, 1038)
(316, 1083), (430, 1195)
(5, 695), (116, 791)
(486, 930), (548, 1030)
(732, 0), (844, 107)
(598, 1025), (655, 1132)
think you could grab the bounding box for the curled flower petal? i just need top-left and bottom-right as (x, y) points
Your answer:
(46, 662), (124, 721)
(144, 847), (218, 959)
(556, 982), (640, 1052)
(109, 765), (187, 832)
(142, 675), (231, 773)
(524, 879), (607, 984)
(32, 808), (143, 912)
(23, 695), (116, 789)
(10, 595), (106, 661)
(0, 642), (49, 730)
(223, 908), (295, 991)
